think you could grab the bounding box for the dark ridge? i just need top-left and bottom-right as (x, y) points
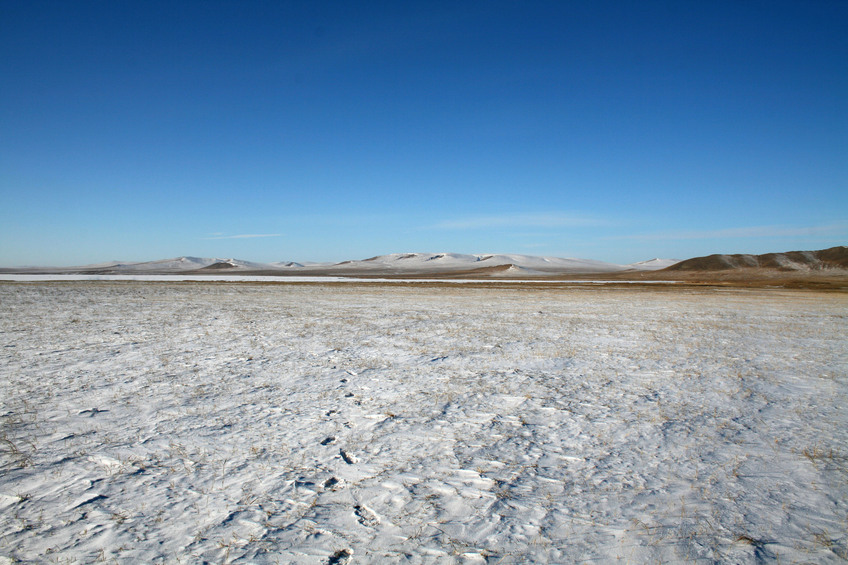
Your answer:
(664, 246), (848, 272)
(817, 246), (848, 267)
(198, 262), (237, 270)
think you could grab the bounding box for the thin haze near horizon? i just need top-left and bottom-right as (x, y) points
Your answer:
(1, 0), (846, 267)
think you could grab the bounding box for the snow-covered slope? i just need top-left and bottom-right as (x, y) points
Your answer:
(326, 252), (631, 274)
(626, 258), (680, 270)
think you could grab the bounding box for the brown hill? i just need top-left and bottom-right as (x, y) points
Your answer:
(664, 246), (848, 272)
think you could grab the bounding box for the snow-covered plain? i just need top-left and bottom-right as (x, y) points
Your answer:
(1, 282), (846, 563)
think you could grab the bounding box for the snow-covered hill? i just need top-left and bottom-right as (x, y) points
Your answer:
(114, 257), (271, 271)
(325, 252), (633, 274)
(1, 253), (681, 276)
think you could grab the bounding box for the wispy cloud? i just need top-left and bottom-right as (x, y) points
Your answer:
(201, 233), (283, 240)
(431, 213), (605, 230)
(614, 222), (848, 241)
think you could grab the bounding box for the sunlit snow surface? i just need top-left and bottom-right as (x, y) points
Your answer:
(1, 282), (846, 563)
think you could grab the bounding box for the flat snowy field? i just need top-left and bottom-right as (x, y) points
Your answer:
(1, 282), (846, 564)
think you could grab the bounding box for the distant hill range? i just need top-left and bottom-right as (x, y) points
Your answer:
(0, 252), (679, 276)
(664, 246), (848, 272)
(2, 248), (846, 287)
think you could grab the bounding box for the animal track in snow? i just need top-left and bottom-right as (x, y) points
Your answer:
(354, 504), (380, 527)
(323, 476), (342, 489)
(327, 548), (352, 564)
(339, 449), (357, 465)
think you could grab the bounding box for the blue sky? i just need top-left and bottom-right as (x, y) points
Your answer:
(1, 0), (846, 266)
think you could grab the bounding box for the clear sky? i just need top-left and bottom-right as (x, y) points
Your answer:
(1, 0), (846, 266)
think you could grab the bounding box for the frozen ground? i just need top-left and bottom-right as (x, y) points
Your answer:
(0, 282), (846, 564)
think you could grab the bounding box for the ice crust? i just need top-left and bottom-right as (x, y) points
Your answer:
(0, 282), (846, 563)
